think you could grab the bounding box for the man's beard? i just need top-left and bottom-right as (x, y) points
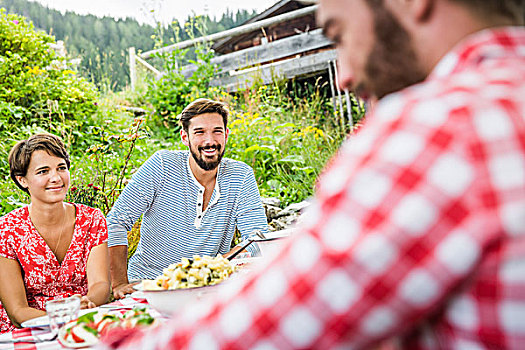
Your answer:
(189, 142), (224, 171)
(363, 3), (427, 99)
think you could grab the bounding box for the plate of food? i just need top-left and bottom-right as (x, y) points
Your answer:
(21, 309), (95, 329)
(137, 255), (238, 315)
(58, 307), (157, 348)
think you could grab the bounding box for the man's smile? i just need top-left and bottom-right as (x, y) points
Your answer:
(199, 145), (220, 157)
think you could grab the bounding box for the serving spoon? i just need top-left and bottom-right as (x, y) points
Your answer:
(227, 230), (282, 260)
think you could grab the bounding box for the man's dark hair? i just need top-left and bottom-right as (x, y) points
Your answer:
(8, 133), (70, 194)
(367, 0), (524, 24)
(448, 0), (523, 24)
(179, 98), (229, 132)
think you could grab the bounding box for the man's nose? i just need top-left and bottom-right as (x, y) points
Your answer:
(336, 60), (354, 91)
(203, 132), (215, 144)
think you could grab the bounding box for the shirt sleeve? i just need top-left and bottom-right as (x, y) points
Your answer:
(234, 167), (268, 256)
(0, 214), (17, 260)
(106, 151), (165, 247)
(0, 233), (16, 260)
(100, 100), (494, 349)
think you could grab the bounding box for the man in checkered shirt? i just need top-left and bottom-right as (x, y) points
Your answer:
(102, 0), (525, 349)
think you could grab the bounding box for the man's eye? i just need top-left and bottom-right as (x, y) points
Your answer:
(58, 166), (67, 171)
(37, 170), (47, 175)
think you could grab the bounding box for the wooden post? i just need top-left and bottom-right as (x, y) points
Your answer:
(332, 60), (345, 130)
(129, 47), (137, 91)
(327, 61), (337, 120)
(344, 89), (353, 127)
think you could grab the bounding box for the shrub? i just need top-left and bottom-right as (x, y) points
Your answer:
(222, 82), (349, 206)
(0, 10), (100, 214)
(0, 10), (99, 138)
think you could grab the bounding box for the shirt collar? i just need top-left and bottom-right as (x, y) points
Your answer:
(430, 26), (525, 79)
(185, 151), (223, 200)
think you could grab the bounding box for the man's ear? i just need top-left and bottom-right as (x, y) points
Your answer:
(180, 129), (189, 147)
(386, 0), (434, 24)
(225, 128), (229, 144)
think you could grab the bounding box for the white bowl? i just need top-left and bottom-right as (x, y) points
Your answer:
(255, 231), (292, 258)
(136, 284), (222, 316)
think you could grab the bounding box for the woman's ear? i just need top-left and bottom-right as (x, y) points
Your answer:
(15, 175), (28, 189)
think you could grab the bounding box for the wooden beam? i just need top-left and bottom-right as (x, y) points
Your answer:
(135, 55), (162, 77)
(140, 6), (318, 60)
(180, 29), (333, 78)
(129, 47), (136, 91)
(210, 49), (337, 92)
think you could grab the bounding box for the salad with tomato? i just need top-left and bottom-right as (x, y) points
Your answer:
(59, 306), (156, 348)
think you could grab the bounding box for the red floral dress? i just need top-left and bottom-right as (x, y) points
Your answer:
(0, 204), (107, 333)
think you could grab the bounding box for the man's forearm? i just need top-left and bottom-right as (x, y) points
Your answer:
(109, 245), (129, 287)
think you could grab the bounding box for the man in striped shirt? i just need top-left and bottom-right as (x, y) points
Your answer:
(107, 99), (268, 298)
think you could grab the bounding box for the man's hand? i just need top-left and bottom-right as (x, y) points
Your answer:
(112, 282), (140, 300)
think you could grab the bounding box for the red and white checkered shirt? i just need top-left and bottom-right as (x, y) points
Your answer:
(102, 27), (525, 350)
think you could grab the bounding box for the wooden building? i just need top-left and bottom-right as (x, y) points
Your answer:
(178, 0), (337, 93)
(212, 0), (318, 54)
(135, 0), (356, 124)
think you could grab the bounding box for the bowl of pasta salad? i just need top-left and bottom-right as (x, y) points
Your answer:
(136, 255), (238, 315)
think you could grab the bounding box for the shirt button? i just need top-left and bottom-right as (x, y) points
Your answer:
(198, 215), (202, 219)
(198, 203), (201, 206)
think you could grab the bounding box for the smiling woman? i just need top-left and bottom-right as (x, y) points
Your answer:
(0, 134), (111, 333)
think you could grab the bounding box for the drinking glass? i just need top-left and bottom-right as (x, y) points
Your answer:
(46, 296), (81, 334)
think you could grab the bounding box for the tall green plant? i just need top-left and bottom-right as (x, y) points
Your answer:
(146, 16), (219, 132)
(68, 115), (150, 214)
(224, 89), (345, 206)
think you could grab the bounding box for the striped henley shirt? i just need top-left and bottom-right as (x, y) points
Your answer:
(107, 150), (268, 280)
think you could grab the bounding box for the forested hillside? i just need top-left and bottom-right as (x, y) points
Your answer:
(0, 0), (256, 90)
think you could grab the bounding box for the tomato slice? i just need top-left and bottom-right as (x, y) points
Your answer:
(70, 326), (85, 343)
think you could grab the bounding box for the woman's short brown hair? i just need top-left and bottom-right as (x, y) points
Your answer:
(8, 133), (70, 194)
(179, 98), (229, 132)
